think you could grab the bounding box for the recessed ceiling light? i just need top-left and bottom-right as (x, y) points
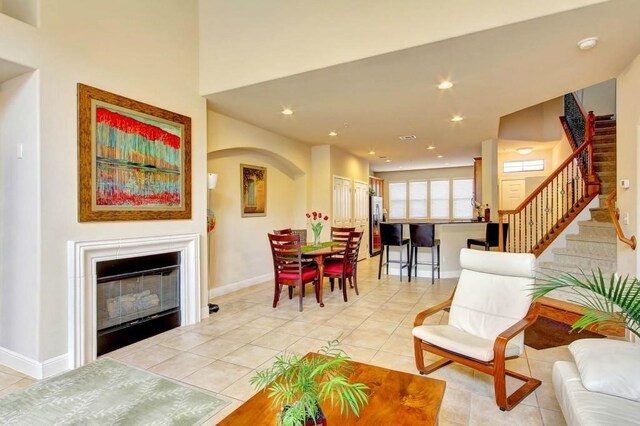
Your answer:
(427, 146), (436, 150)
(445, 163), (450, 165)
(399, 135), (417, 141)
(577, 37), (598, 50)
(437, 155), (444, 159)
(438, 81), (454, 90)
(328, 131), (337, 137)
(451, 115), (463, 122)
(516, 147), (533, 155)
(368, 150), (376, 155)
(398, 166), (404, 169)
(281, 108), (294, 116)
(385, 159), (392, 163)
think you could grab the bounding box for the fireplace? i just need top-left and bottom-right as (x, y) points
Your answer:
(96, 252), (181, 356)
(68, 234), (201, 369)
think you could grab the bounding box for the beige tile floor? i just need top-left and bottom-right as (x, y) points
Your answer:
(0, 257), (569, 425)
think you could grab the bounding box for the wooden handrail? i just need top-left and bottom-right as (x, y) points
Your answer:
(606, 190), (636, 250)
(498, 138), (595, 216)
(498, 103), (597, 253)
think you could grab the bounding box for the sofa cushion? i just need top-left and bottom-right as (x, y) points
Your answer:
(553, 361), (640, 426)
(569, 338), (640, 402)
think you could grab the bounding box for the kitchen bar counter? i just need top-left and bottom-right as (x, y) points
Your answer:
(379, 221), (486, 279)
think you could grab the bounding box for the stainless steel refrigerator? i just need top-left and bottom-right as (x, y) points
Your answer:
(369, 196), (383, 256)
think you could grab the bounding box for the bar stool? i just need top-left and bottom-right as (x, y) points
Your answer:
(408, 223), (440, 284)
(378, 223), (410, 282)
(467, 223), (509, 251)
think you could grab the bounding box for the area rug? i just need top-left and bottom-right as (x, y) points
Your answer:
(0, 358), (228, 425)
(525, 316), (605, 350)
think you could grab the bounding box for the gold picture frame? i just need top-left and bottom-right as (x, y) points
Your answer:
(78, 84), (191, 221)
(240, 164), (266, 217)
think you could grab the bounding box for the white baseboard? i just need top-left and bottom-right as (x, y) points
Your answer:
(209, 273), (272, 299)
(0, 346), (68, 379)
(386, 267), (460, 279)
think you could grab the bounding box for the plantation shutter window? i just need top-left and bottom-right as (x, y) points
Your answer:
(430, 180), (450, 219)
(453, 178), (474, 219)
(409, 181), (428, 218)
(389, 182), (407, 219)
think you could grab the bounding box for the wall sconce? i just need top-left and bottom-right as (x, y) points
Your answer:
(207, 173), (218, 190)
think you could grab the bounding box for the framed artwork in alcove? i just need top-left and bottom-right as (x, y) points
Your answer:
(240, 164), (266, 217)
(77, 83), (191, 221)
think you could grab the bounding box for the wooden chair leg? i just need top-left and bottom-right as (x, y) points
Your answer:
(297, 284), (303, 312)
(378, 246), (384, 279)
(288, 286), (293, 299)
(273, 283), (282, 308)
(348, 276), (353, 288)
(352, 272), (359, 295)
(494, 369), (542, 411)
(330, 278), (335, 292)
(414, 337), (452, 375)
(342, 276), (348, 302)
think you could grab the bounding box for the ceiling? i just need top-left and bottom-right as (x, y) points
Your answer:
(206, 1), (640, 172)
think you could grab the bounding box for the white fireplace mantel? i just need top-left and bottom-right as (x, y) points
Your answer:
(68, 234), (201, 369)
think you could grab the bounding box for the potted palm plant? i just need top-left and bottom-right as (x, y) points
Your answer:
(532, 269), (640, 338)
(250, 339), (369, 426)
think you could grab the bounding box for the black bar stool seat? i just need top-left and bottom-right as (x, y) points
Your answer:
(408, 223), (441, 284)
(467, 223), (509, 251)
(378, 223), (410, 282)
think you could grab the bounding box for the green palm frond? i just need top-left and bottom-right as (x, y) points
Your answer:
(250, 338), (369, 426)
(532, 268), (640, 338)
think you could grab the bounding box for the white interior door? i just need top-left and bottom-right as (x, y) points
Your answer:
(501, 179), (526, 210)
(333, 176), (352, 228)
(353, 180), (369, 260)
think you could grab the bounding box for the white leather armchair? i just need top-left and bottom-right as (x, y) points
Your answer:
(413, 248), (541, 411)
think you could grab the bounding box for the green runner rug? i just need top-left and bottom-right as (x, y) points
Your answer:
(0, 358), (228, 425)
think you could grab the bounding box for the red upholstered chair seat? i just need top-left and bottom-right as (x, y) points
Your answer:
(278, 267), (317, 282)
(324, 262), (352, 275)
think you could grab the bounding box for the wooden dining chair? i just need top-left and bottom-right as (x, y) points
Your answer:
(412, 248), (540, 411)
(324, 231), (363, 302)
(268, 233), (319, 312)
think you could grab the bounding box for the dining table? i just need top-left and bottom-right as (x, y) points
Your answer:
(301, 242), (345, 307)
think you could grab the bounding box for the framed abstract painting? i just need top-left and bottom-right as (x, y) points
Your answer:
(78, 84), (191, 221)
(240, 164), (266, 217)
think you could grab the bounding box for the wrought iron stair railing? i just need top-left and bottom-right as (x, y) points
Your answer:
(498, 94), (598, 256)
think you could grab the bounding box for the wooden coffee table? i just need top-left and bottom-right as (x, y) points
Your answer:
(217, 353), (446, 425)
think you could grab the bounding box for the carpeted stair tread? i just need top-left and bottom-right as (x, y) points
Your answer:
(565, 233), (616, 243)
(552, 247), (616, 261)
(538, 261), (616, 277)
(594, 119), (616, 129)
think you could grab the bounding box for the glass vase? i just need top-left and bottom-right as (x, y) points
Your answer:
(313, 226), (322, 247)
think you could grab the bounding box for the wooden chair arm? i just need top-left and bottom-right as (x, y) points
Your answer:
(493, 302), (540, 358)
(414, 296), (453, 327)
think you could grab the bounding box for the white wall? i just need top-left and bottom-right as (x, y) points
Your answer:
(0, 71), (39, 359)
(617, 55), (640, 278)
(207, 111), (311, 296)
(0, 1), (207, 365)
(576, 79), (616, 116)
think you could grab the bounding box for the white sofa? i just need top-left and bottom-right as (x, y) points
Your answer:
(553, 339), (640, 425)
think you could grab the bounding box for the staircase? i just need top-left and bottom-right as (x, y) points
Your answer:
(538, 115), (617, 292)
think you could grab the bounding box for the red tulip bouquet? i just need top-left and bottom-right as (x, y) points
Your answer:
(307, 211), (329, 246)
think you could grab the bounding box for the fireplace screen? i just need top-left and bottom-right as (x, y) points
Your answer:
(96, 252), (180, 355)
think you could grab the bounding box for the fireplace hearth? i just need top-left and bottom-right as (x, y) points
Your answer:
(96, 252), (181, 356)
